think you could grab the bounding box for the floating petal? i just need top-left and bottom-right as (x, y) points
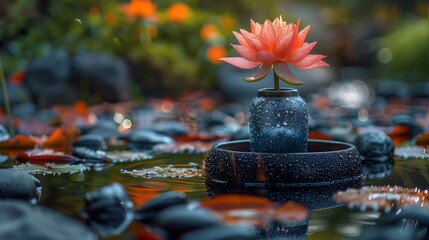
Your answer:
(273, 63), (303, 85)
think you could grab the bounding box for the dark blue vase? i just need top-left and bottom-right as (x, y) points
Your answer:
(249, 88), (308, 153)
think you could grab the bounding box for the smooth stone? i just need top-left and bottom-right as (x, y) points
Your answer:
(0, 84), (32, 106)
(127, 129), (173, 149)
(142, 121), (188, 137)
(209, 124), (237, 136)
(0, 200), (96, 240)
(0, 124), (10, 142)
(231, 125), (250, 141)
(178, 225), (253, 240)
(81, 119), (119, 140)
(84, 183), (134, 236)
(327, 124), (357, 143)
(155, 205), (221, 239)
(71, 147), (112, 164)
(355, 132), (394, 162)
(0, 154), (8, 164)
(73, 134), (107, 151)
(72, 51), (131, 103)
(362, 161), (393, 180)
(0, 169), (41, 203)
(134, 192), (187, 224)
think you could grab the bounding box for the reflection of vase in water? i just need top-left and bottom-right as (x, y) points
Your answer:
(249, 88), (308, 153)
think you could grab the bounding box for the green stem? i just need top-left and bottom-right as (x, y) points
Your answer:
(274, 72), (280, 90)
(0, 59), (14, 137)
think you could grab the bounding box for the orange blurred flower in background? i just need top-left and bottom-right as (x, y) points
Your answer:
(166, 2), (191, 23)
(200, 24), (218, 41)
(206, 46), (226, 64)
(89, 7), (100, 17)
(104, 12), (117, 25)
(122, 0), (157, 21)
(219, 15), (236, 31)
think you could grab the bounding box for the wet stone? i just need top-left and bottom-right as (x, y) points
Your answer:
(355, 132), (394, 162)
(73, 134), (107, 151)
(154, 205), (221, 240)
(71, 146), (113, 164)
(83, 183), (134, 237)
(134, 192), (187, 224)
(0, 200), (96, 240)
(127, 129), (174, 149)
(0, 124), (10, 142)
(231, 125), (250, 141)
(0, 169), (41, 204)
(142, 121), (188, 136)
(0, 154), (8, 164)
(81, 119), (119, 140)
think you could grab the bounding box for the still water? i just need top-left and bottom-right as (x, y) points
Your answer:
(9, 152), (428, 239)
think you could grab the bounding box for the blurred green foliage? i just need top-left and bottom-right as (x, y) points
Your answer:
(379, 18), (429, 82)
(0, 0), (245, 96)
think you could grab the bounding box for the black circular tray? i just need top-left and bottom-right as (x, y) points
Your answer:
(205, 140), (361, 186)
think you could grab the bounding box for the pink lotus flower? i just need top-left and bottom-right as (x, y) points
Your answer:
(219, 16), (328, 87)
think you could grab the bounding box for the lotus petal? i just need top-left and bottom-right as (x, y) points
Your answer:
(261, 20), (276, 48)
(288, 42), (317, 62)
(273, 63), (303, 85)
(242, 30), (266, 51)
(232, 31), (250, 48)
(219, 57), (260, 69)
(250, 19), (261, 36)
(256, 50), (277, 64)
(244, 64), (271, 82)
(273, 31), (294, 58)
(231, 44), (258, 62)
(289, 54), (327, 69)
(300, 59), (329, 70)
(297, 25), (311, 47)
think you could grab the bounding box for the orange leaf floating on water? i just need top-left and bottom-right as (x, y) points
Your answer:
(220, 16), (329, 85)
(0, 135), (43, 149)
(415, 132), (429, 147)
(43, 126), (79, 148)
(387, 125), (411, 145)
(16, 149), (77, 165)
(0, 126), (78, 149)
(199, 194), (309, 227)
(333, 186), (429, 213)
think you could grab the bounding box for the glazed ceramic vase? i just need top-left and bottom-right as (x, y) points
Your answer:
(249, 88), (308, 153)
